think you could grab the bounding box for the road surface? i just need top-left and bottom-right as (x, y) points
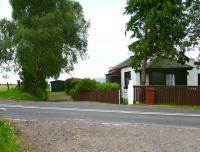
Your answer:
(1, 101), (200, 128)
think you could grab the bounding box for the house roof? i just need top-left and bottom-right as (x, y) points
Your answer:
(146, 58), (193, 70)
(110, 58), (130, 70)
(109, 58), (193, 71)
(106, 68), (121, 76)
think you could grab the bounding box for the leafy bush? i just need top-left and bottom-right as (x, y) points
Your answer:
(66, 78), (120, 98)
(35, 88), (47, 100)
(97, 82), (120, 91)
(64, 78), (81, 94)
(69, 78), (97, 97)
(75, 78), (98, 92)
(0, 118), (19, 152)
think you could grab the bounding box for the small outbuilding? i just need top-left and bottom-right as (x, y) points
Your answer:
(50, 80), (64, 92)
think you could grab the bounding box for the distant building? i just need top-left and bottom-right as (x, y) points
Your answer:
(50, 80), (64, 92)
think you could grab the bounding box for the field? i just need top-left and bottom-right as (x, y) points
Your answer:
(0, 84), (39, 101)
(0, 84), (17, 91)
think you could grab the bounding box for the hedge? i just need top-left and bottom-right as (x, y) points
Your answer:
(64, 78), (120, 98)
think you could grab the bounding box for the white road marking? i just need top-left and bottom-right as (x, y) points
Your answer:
(0, 104), (200, 117)
(0, 107), (6, 111)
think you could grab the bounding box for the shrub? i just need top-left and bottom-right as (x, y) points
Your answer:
(64, 78), (81, 94)
(97, 82), (120, 91)
(67, 78), (120, 98)
(35, 88), (47, 100)
(69, 78), (98, 97)
(68, 88), (77, 98)
(75, 78), (98, 92)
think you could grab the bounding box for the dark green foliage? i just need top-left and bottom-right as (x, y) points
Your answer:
(124, 0), (195, 84)
(0, 19), (16, 71)
(64, 78), (81, 94)
(75, 78), (97, 92)
(65, 78), (120, 98)
(96, 82), (120, 91)
(187, 1), (200, 51)
(125, 0), (191, 64)
(0, 0), (89, 97)
(0, 118), (19, 152)
(67, 78), (96, 97)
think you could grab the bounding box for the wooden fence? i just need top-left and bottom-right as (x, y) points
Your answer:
(134, 86), (200, 105)
(75, 91), (119, 104)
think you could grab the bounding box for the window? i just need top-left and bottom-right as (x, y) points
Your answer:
(124, 71), (131, 89)
(149, 72), (165, 85)
(166, 74), (175, 86)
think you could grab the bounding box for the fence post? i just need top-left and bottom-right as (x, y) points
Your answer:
(118, 90), (121, 105)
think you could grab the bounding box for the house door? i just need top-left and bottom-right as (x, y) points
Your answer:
(198, 74), (200, 85)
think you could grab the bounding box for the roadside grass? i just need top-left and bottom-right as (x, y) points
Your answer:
(152, 104), (200, 110)
(0, 89), (39, 101)
(47, 91), (73, 101)
(0, 118), (19, 152)
(134, 103), (200, 110)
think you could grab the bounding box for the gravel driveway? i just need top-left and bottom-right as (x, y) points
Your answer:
(11, 119), (200, 152)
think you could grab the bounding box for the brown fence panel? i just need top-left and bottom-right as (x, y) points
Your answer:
(75, 91), (119, 104)
(134, 86), (200, 105)
(134, 86), (145, 103)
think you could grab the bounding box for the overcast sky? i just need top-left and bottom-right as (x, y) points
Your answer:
(0, 0), (199, 83)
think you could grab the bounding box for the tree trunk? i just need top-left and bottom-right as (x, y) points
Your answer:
(140, 27), (148, 86)
(141, 57), (147, 85)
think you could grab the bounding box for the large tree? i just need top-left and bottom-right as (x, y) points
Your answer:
(187, 0), (200, 55)
(0, 19), (16, 70)
(124, 0), (193, 85)
(0, 0), (89, 96)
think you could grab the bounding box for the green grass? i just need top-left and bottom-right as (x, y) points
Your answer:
(0, 118), (19, 152)
(47, 91), (73, 101)
(135, 103), (200, 110)
(0, 85), (17, 91)
(0, 89), (39, 101)
(152, 104), (200, 110)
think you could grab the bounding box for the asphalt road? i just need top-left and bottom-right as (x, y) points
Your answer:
(0, 101), (200, 128)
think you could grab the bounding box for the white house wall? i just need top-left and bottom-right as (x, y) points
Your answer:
(135, 72), (149, 85)
(146, 73), (149, 85)
(121, 67), (140, 99)
(187, 60), (200, 86)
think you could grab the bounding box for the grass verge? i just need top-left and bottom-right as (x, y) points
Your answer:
(135, 103), (200, 110)
(0, 118), (19, 152)
(47, 91), (73, 101)
(0, 89), (39, 101)
(152, 104), (200, 110)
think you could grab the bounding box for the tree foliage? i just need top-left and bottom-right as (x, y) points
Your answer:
(187, 0), (200, 53)
(0, 0), (89, 96)
(124, 0), (195, 85)
(0, 19), (16, 68)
